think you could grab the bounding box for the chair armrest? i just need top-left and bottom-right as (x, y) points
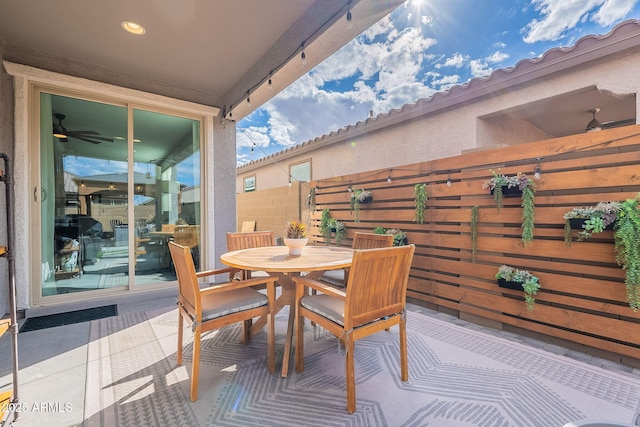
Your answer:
(196, 267), (236, 279)
(200, 276), (277, 295)
(293, 276), (346, 299)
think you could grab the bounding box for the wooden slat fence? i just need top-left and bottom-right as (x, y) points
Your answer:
(310, 125), (640, 362)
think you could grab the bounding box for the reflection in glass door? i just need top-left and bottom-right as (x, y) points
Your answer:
(39, 93), (201, 297)
(132, 109), (201, 285)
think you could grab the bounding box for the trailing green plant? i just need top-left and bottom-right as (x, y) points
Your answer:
(319, 208), (347, 245)
(563, 201), (621, 245)
(372, 226), (386, 234)
(495, 265), (541, 311)
(350, 188), (373, 222)
(483, 170), (536, 245)
(613, 194), (640, 311)
(471, 205), (479, 262)
(414, 183), (428, 224)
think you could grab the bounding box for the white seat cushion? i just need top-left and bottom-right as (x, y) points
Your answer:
(301, 294), (345, 326)
(200, 288), (267, 321)
(320, 269), (345, 288)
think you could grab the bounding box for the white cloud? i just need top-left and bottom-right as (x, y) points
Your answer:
(469, 59), (493, 78)
(593, 0), (639, 25)
(431, 74), (460, 91)
(438, 52), (466, 68)
(486, 51), (510, 63)
(236, 126), (270, 149)
(522, 0), (603, 43)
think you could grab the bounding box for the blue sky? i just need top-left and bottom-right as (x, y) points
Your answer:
(236, 0), (640, 166)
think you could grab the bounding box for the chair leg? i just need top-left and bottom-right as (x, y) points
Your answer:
(190, 326), (201, 401)
(295, 310), (304, 373)
(242, 319), (252, 344)
(267, 308), (275, 373)
(177, 310), (184, 366)
(400, 316), (408, 382)
(345, 333), (356, 414)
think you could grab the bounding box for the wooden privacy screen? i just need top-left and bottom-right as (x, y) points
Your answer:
(310, 125), (640, 362)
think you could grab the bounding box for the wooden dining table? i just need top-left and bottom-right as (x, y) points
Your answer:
(220, 244), (354, 376)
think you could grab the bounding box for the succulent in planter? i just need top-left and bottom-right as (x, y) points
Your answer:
(482, 170), (536, 245)
(563, 201), (621, 245)
(284, 220), (307, 239)
(350, 188), (373, 222)
(319, 209), (347, 245)
(495, 264), (541, 311)
(373, 227), (408, 246)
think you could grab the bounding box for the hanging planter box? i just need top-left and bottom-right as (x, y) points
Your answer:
(497, 278), (524, 291)
(568, 218), (615, 230)
(490, 185), (522, 198)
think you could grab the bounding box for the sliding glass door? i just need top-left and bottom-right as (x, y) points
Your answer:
(39, 92), (201, 297)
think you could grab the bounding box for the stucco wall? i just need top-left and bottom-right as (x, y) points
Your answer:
(0, 49), (12, 317)
(236, 181), (307, 238)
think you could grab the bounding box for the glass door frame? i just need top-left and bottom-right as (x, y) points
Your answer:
(30, 84), (206, 306)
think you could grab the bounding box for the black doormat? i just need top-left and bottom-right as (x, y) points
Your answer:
(20, 305), (118, 332)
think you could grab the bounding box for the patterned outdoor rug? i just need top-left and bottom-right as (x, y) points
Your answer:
(83, 306), (640, 426)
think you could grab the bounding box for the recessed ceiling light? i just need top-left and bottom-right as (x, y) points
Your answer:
(121, 21), (146, 35)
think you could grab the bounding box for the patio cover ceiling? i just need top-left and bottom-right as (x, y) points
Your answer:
(0, 0), (403, 121)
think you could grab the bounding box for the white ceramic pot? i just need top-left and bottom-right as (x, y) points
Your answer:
(284, 238), (308, 256)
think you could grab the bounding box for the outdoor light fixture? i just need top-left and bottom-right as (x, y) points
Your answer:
(348, 184), (353, 193)
(300, 42), (307, 65)
(121, 21), (146, 35)
(246, 92), (251, 105)
(586, 108), (602, 132)
(446, 174), (452, 187)
(534, 157), (543, 180)
(267, 74), (273, 91)
(346, 1), (353, 29)
(387, 169), (392, 183)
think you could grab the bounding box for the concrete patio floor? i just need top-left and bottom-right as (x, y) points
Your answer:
(1, 290), (640, 426)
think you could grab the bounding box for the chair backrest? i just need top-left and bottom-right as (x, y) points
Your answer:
(174, 225), (199, 248)
(168, 241), (200, 319)
(162, 224), (176, 233)
(226, 231), (276, 251)
(240, 220), (256, 232)
(344, 245), (415, 329)
(352, 232), (394, 249)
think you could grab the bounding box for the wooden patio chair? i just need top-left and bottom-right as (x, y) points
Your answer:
(293, 244), (415, 413)
(320, 232), (394, 288)
(168, 241), (276, 401)
(226, 231), (276, 280)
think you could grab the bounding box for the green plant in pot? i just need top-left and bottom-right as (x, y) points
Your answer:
(613, 193), (640, 311)
(495, 264), (541, 311)
(483, 170), (536, 245)
(373, 227), (407, 246)
(350, 188), (373, 222)
(563, 201), (621, 245)
(319, 208), (347, 246)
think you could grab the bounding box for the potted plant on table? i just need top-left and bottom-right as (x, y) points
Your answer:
(483, 170), (536, 245)
(283, 220), (308, 256)
(495, 264), (541, 311)
(350, 188), (373, 222)
(563, 201), (621, 245)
